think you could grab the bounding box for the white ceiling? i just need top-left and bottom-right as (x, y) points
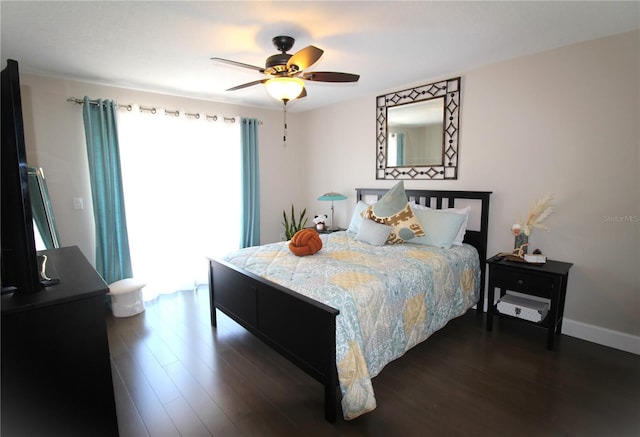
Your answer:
(1, 1), (638, 112)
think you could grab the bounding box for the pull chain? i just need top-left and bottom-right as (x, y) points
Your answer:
(282, 99), (289, 146)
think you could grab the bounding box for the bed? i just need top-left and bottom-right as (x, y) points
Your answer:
(208, 188), (491, 422)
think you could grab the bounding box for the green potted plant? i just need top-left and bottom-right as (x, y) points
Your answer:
(282, 205), (307, 240)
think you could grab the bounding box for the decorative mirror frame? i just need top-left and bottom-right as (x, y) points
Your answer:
(376, 77), (461, 180)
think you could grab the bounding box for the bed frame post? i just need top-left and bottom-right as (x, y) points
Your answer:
(208, 259), (217, 327)
(324, 316), (338, 423)
(477, 193), (491, 313)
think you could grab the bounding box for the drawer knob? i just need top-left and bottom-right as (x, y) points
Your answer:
(517, 279), (524, 285)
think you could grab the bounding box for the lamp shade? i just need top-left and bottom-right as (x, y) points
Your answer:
(265, 77), (304, 101)
(317, 192), (347, 201)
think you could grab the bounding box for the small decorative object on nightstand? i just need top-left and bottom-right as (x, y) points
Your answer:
(313, 214), (328, 232)
(486, 254), (572, 350)
(511, 193), (554, 257)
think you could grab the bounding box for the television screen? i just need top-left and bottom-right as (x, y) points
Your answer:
(1, 59), (42, 293)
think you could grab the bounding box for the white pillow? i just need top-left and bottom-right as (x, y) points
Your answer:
(409, 204), (470, 246)
(346, 201), (369, 233)
(411, 209), (466, 249)
(445, 206), (471, 246)
(355, 218), (392, 246)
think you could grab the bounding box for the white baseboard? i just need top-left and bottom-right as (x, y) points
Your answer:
(562, 318), (640, 355)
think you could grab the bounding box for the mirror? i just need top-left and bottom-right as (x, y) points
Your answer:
(376, 77), (460, 180)
(28, 167), (60, 250)
(387, 98), (445, 166)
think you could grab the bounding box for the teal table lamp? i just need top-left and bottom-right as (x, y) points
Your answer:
(318, 192), (347, 231)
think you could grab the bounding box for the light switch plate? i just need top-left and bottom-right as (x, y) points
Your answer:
(73, 197), (84, 210)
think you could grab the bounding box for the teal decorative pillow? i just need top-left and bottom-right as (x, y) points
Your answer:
(411, 209), (466, 249)
(347, 201), (370, 234)
(370, 181), (407, 217)
(355, 218), (393, 246)
(363, 202), (425, 244)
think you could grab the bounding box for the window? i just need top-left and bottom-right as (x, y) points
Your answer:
(117, 107), (241, 300)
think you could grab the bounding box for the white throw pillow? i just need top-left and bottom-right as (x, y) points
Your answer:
(411, 209), (466, 249)
(409, 204), (470, 246)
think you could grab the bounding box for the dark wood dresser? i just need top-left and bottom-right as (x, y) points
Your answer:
(1, 246), (118, 437)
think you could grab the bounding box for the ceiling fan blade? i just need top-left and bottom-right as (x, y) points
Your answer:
(211, 57), (265, 73)
(302, 71), (360, 83)
(287, 46), (324, 73)
(226, 79), (267, 91)
(298, 87), (307, 99)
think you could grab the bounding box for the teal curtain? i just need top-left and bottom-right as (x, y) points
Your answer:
(240, 118), (260, 248)
(396, 133), (405, 165)
(82, 97), (132, 284)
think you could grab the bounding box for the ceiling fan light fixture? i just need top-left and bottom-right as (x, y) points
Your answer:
(265, 77), (304, 102)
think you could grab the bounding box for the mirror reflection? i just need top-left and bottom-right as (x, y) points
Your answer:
(387, 98), (444, 167)
(28, 167), (60, 250)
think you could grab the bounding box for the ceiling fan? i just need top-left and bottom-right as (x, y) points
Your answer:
(211, 35), (360, 103)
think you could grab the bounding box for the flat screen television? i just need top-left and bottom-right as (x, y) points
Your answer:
(1, 59), (42, 293)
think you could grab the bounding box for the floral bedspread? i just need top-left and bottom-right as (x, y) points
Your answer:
(221, 231), (480, 419)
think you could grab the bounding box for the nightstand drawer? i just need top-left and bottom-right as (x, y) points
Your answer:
(492, 267), (555, 297)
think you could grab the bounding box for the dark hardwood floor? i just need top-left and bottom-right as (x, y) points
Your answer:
(107, 287), (640, 437)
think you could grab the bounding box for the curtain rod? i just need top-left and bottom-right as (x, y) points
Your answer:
(66, 97), (261, 124)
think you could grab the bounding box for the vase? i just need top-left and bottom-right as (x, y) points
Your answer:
(514, 234), (529, 255)
(316, 223), (325, 231)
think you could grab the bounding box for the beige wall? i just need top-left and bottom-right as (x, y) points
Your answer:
(301, 31), (639, 352)
(18, 30), (639, 352)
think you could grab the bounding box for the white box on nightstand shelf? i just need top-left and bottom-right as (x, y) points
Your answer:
(496, 293), (549, 323)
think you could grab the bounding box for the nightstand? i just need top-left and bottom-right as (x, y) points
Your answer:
(486, 255), (573, 350)
(309, 227), (345, 234)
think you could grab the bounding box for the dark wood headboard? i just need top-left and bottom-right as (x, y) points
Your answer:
(356, 188), (492, 311)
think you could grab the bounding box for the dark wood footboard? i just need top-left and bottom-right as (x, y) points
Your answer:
(208, 258), (340, 422)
